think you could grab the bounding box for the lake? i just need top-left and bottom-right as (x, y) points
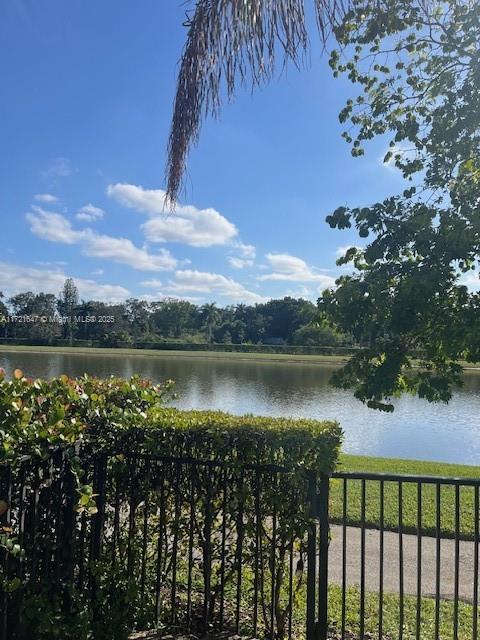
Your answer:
(1, 349), (479, 465)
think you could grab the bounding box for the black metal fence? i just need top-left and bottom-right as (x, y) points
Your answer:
(330, 470), (480, 640)
(0, 452), (329, 640)
(1, 456), (479, 640)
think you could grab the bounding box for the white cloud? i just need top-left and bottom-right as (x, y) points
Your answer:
(233, 242), (256, 259)
(459, 271), (480, 292)
(0, 261), (129, 303)
(140, 279), (163, 289)
(284, 285), (314, 299)
(107, 183), (238, 248)
(26, 207), (82, 244)
(107, 183), (168, 214)
(80, 230), (177, 271)
(228, 242), (256, 268)
(258, 253), (335, 289)
(42, 157), (72, 178)
(166, 270), (267, 304)
(76, 203), (104, 222)
(336, 246), (353, 258)
(91, 269), (104, 276)
(36, 260), (68, 267)
(335, 245), (362, 260)
(140, 293), (202, 304)
(26, 208), (177, 272)
(228, 256), (254, 269)
(34, 193), (58, 203)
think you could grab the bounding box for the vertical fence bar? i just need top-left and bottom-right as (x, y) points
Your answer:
(203, 466), (213, 631)
(219, 470), (228, 630)
(235, 471), (245, 634)
(306, 471), (317, 640)
(155, 466), (165, 625)
(473, 485), (479, 640)
(453, 484), (460, 640)
(17, 462), (27, 582)
(0, 466), (11, 640)
(53, 451), (65, 586)
(41, 457), (54, 584)
(186, 464), (195, 630)
(379, 479), (384, 640)
(253, 469), (261, 637)
(288, 534), (294, 640)
(126, 456), (138, 579)
(30, 461), (40, 587)
(359, 478), (366, 640)
(170, 462), (181, 625)
(140, 458), (150, 607)
(89, 454), (107, 608)
(61, 457), (77, 616)
(416, 482), (422, 640)
(341, 478), (347, 640)
(398, 481), (404, 640)
(270, 472), (278, 640)
(110, 472), (120, 569)
(317, 474), (329, 640)
(435, 482), (441, 640)
(78, 511), (87, 590)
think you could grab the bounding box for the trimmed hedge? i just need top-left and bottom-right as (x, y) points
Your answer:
(142, 408), (341, 475)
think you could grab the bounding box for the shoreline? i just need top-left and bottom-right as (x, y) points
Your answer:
(0, 344), (350, 366)
(1, 343), (479, 370)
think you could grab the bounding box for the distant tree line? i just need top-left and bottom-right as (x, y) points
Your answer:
(0, 279), (354, 349)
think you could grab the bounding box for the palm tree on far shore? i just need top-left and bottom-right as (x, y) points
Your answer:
(165, 0), (351, 204)
(199, 302), (220, 343)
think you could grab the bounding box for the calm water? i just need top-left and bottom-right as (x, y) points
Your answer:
(1, 349), (479, 465)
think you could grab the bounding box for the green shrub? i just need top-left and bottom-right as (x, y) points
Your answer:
(0, 369), (173, 463)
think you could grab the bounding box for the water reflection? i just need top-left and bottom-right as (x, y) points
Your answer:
(1, 350), (479, 465)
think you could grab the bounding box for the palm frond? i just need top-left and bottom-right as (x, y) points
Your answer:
(165, 0), (350, 205)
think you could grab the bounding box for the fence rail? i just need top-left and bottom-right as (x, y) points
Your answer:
(1, 456), (479, 640)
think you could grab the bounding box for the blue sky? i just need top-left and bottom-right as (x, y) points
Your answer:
(0, 0), (407, 306)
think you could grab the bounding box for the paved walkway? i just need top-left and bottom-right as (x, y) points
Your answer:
(329, 525), (477, 603)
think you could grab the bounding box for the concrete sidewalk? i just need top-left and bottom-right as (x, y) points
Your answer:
(328, 525), (478, 603)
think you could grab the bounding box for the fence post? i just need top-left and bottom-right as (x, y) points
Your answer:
(317, 475), (330, 640)
(306, 471), (317, 640)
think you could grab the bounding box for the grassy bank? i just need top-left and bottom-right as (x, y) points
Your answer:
(334, 454), (480, 539)
(2, 343), (479, 370)
(0, 343), (350, 365)
(327, 584), (474, 640)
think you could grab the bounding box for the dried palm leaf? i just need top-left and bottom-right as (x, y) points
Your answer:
(165, 0), (351, 205)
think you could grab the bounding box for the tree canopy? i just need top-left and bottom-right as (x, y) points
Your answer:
(321, 0), (480, 409)
(0, 284), (349, 349)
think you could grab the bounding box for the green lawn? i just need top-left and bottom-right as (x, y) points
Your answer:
(2, 343), (479, 370)
(327, 584), (475, 640)
(332, 454), (480, 539)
